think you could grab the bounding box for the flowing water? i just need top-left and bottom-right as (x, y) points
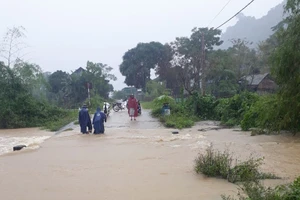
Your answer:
(0, 110), (299, 200)
(0, 128), (52, 156)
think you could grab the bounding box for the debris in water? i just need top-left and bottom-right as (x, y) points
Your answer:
(13, 145), (26, 151)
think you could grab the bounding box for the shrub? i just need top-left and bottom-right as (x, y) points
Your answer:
(195, 146), (278, 183)
(186, 93), (218, 120)
(195, 145), (232, 179)
(220, 92), (259, 127)
(241, 95), (283, 132)
(221, 176), (300, 200)
(152, 95), (176, 107)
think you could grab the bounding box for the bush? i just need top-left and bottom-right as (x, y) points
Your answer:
(241, 94), (300, 134)
(221, 176), (300, 200)
(149, 95), (195, 129)
(43, 109), (78, 131)
(195, 146), (278, 183)
(89, 94), (106, 111)
(152, 95), (176, 107)
(220, 92), (259, 127)
(195, 145), (232, 179)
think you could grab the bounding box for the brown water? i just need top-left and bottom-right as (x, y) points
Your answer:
(0, 110), (299, 200)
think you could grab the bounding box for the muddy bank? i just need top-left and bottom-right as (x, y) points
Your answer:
(0, 110), (299, 199)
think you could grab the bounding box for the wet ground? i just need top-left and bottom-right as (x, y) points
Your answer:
(0, 109), (299, 200)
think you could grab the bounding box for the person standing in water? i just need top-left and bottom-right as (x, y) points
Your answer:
(92, 107), (107, 134)
(78, 104), (92, 134)
(127, 94), (138, 121)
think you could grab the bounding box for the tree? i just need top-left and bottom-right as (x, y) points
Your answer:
(206, 50), (238, 98)
(169, 27), (223, 95)
(227, 38), (258, 79)
(0, 26), (27, 67)
(48, 70), (69, 94)
(112, 90), (127, 100)
(257, 34), (278, 73)
(85, 61), (115, 98)
(145, 80), (168, 100)
(13, 62), (48, 100)
(270, 0), (300, 132)
(120, 42), (166, 90)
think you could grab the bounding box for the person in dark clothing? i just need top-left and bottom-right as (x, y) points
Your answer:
(92, 107), (107, 134)
(78, 105), (92, 134)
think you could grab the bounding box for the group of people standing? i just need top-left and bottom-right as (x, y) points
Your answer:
(78, 94), (140, 134)
(78, 105), (106, 134)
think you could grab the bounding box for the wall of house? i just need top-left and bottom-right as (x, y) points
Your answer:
(257, 77), (277, 93)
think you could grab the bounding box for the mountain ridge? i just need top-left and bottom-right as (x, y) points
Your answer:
(220, 0), (286, 49)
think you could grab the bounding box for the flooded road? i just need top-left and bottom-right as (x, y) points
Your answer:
(0, 109), (299, 199)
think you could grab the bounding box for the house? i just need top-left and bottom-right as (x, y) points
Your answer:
(241, 73), (278, 94)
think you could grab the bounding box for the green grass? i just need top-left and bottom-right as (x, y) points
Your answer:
(159, 115), (195, 129)
(141, 101), (155, 109)
(43, 110), (78, 132)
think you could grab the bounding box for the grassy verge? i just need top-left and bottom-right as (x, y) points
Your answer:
(143, 97), (197, 129)
(42, 109), (78, 132)
(140, 101), (155, 109)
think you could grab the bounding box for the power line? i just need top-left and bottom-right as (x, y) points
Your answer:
(208, 0), (232, 27)
(215, 0), (255, 29)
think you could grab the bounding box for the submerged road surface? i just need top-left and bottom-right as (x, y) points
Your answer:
(0, 109), (300, 200)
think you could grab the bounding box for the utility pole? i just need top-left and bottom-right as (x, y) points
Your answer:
(201, 32), (206, 96)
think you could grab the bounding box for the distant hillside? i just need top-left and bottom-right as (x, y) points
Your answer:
(220, 1), (286, 49)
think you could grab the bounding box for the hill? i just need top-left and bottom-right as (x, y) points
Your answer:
(220, 1), (286, 49)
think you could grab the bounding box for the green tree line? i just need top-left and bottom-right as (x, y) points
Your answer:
(126, 0), (300, 133)
(0, 27), (116, 129)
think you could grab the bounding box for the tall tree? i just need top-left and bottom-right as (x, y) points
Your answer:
(119, 42), (166, 90)
(271, 0), (300, 132)
(227, 38), (258, 79)
(206, 50), (238, 98)
(170, 27), (223, 95)
(0, 26), (27, 67)
(13, 62), (48, 100)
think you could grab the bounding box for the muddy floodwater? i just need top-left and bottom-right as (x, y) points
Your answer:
(0, 110), (299, 200)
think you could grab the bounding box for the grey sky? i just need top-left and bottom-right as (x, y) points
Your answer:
(0, 0), (284, 90)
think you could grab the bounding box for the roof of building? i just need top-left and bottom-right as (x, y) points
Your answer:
(243, 73), (269, 86)
(73, 67), (85, 74)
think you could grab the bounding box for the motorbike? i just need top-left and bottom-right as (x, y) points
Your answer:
(112, 99), (127, 112)
(137, 100), (141, 115)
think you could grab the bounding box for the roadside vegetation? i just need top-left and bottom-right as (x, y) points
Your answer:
(120, 0), (300, 135)
(0, 27), (116, 131)
(195, 145), (300, 200)
(194, 145), (279, 183)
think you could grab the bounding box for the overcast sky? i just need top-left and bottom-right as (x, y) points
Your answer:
(0, 0), (284, 90)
